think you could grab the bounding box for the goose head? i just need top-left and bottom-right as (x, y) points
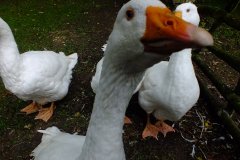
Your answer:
(175, 2), (200, 26)
(104, 0), (213, 73)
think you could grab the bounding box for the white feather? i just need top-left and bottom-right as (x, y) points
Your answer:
(32, 126), (85, 160)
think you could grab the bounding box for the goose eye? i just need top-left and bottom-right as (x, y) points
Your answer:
(126, 8), (134, 20)
(186, 9), (190, 12)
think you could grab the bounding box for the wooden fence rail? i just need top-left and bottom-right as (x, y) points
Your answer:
(198, 78), (240, 141)
(193, 5), (240, 142)
(207, 46), (240, 72)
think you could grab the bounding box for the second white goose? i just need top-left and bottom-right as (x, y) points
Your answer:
(138, 2), (201, 139)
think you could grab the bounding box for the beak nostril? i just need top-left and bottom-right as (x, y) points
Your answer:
(165, 20), (174, 26)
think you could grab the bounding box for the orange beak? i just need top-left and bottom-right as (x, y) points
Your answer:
(174, 11), (182, 18)
(141, 7), (213, 55)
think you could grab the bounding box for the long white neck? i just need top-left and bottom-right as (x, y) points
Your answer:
(167, 49), (195, 80)
(0, 19), (20, 75)
(79, 56), (144, 160)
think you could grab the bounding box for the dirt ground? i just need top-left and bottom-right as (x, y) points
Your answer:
(0, 1), (240, 160)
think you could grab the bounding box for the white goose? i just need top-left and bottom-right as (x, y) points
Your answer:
(0, 18), (78, 122)
(138, 2), (201, 139)
(31, 0), (213, 159)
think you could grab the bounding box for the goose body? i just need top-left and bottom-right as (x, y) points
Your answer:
(138, 2), (201, 138)
(0, 18), (78, 121)
(32, 0), (213, 159)
(140, 49), (199, 120)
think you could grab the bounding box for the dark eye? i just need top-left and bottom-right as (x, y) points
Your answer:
(186, 8), (190, 12)
(126, 8), (134, 20)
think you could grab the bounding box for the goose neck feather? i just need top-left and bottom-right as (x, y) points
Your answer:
(80, 57), (144, 160)
(167, 49), (194, 77)
(0, 18), (20, 86)
(0, 18), (20, 64)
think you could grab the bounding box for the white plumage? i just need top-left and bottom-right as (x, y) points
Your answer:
(138, 2), (201, 138)
(31, 0), (213, 159)
(0, 17), (78, 121)
(32, 126), (85, 160)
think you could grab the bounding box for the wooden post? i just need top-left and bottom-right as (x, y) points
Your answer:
(207, 46), (240, 72)
(193, 54), (240, 113)
(198, 78), (240, 142)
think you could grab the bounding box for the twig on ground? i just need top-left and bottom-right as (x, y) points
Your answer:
(190, 144), (196, 158)
(198, 146), (207, 160)
(196, 110), (205, 139)
(179, 131), (197, 143)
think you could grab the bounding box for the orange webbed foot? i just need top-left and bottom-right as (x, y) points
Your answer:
(124, 116), (132, 124)
(21, 101), (39, 114)
(142, 114), (160, 140)
(142, 122), (160, 140)
(35, 102), (55, 122)
(155, 121), (175, 137)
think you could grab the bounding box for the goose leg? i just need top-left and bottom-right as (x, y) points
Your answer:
(21, 101), (39, 114)
(124, 116), (132, 124)
(35, 102), (55, 122)
(155, 120), (175, 137)
(142, 114), (159, 140)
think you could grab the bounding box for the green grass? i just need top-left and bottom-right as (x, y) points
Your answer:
(213, 24), (240, 57)
(0, 0), (92, 52)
